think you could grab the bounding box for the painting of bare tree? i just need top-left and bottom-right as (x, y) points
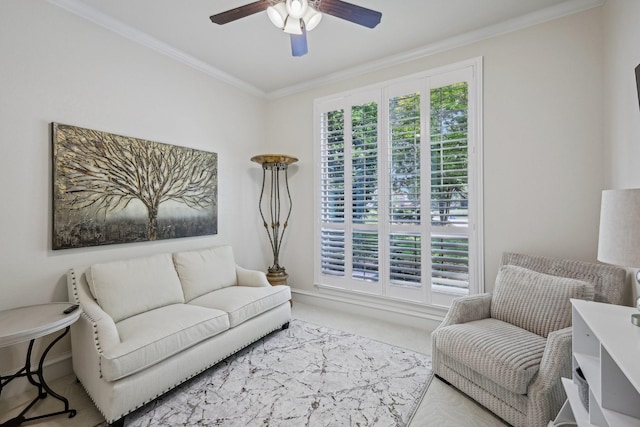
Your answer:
(52, 123), (217, 249)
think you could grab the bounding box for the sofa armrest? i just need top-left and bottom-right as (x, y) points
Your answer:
(236, 266), (271, 287)
(438, 293), (493, 328)
(67, 268), (121, 351)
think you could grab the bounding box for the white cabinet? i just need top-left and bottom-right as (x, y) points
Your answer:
(557, 299), (640, 426)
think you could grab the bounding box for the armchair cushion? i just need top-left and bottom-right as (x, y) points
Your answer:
(433, 318), (547, 395)
(491, 265), (595, 338)
(173, 246), (237, 302)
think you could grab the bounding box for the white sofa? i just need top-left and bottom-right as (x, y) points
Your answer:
(66, 246), (291, 426)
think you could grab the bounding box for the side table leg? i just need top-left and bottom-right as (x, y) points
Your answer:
(0, 340), (45, 425)
(24, 339), (45, 397)
(0, 327), (77, 426)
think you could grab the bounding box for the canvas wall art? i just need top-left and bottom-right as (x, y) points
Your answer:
(52, 123), (218, 250)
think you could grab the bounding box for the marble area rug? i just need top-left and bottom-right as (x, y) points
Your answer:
(113, 319), (433, 427)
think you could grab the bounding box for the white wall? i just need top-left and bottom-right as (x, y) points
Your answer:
(266, 8), (605, 298)
(0, 0), (622, 398)
(0, 0), (267, 394)
(601, 0), (640, 300)
(603, 0), (640, 188)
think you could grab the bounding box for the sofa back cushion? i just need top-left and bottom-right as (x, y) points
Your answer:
(173, 246), (237, 302)
(491, 265), (595, 338)
(86, 253), (185, 322)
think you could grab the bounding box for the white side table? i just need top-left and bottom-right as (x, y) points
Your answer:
(0, 302), (81, 426)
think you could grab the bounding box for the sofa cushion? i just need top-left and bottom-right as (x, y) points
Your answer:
(86, 253), (185, 323)
(173, 246), (238, 302)
(433, 318), (547, 395)
(189, 285), (291, 327)
(101, 304), (230, 381)
(491, 265), (594, 338)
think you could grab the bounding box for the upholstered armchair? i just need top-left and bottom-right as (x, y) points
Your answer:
(431, 252), (626, 427)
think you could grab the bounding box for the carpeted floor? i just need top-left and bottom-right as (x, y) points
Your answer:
(113, 319), (433, 426)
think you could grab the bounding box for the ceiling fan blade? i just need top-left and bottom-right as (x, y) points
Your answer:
(210, 0), (270, 25)
(290, 30), (308, 57)
(317, 0), (382, 29)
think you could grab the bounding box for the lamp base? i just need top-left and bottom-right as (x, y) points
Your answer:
(266, 270), (289, 286)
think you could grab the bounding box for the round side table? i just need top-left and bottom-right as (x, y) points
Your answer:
(0, 302), (81, 426)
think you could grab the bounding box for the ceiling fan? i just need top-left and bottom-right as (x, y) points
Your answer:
(210, 0), (382, 57)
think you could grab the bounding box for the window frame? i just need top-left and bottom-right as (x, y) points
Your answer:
(313, 57), (484, 308)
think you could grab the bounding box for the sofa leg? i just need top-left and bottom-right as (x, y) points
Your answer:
(281, 322), (290, 330)
(109, 417), (125, 427)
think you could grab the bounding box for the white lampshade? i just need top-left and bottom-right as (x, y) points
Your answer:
(597, 188), (640, 267)
(303, 6), (322, 31)
(267, 3), (287, 28)
(286, 0), (308, 19)
(283, 16), (303, 35)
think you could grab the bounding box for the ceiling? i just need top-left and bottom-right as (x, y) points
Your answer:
(49, 0), (602, 98)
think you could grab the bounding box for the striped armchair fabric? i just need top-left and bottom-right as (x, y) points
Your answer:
(431, 253), (627, 427)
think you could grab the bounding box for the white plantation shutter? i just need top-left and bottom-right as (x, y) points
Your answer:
(351, 102), (379, 282)
(389, 232), (421, 287)
(320, 229), (344, 276)
(389, 92), (421, 225)
(315, 59), (483, 307)
(351, 103), (378, 226)
(388, 92), (422, 290)
(431, 233), (469, 289)
(352, 231), (378, 281)
(430, 83), (470, 291)
(320, 108), (346, 277)
(320, 109), (345, 224)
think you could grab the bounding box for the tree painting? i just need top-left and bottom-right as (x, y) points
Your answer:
(52, 123), (217, 249)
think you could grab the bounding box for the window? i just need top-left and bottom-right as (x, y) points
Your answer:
(314, 58), (483, 307)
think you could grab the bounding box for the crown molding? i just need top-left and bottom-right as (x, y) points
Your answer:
(47, 0), (603, 101)
(46, 0), (267, 99)
(266, 0), (605, 99)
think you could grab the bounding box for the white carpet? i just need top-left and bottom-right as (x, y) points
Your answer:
(120, 319), (433, 426)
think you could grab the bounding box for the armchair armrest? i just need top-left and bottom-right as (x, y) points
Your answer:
(526, 326), (572, 423)
(236, 266), (271, 287)
(439, 293), (493, 328)
(530, 326), (573, 392)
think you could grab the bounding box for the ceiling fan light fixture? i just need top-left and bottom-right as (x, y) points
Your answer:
(267, 2), (287, 28)
(303, 6), (322, 31)
(211, 0), (381, 57)
(283, 15), (303, 35)
(286, 0), (308, 19)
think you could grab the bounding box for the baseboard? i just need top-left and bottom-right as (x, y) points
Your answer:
(0, 351), (73, 400)
(291, 288), (446, 331)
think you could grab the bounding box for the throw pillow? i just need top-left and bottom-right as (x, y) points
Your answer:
(491, 265), (595, 337)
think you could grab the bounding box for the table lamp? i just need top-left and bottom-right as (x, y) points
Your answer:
(597, 188), (640, 324)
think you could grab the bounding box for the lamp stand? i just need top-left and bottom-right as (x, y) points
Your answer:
(251, 154), (298, 286)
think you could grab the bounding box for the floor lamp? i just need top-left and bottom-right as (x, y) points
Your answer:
(251, 154), (298, 286)
(597, 188), (640, 323)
